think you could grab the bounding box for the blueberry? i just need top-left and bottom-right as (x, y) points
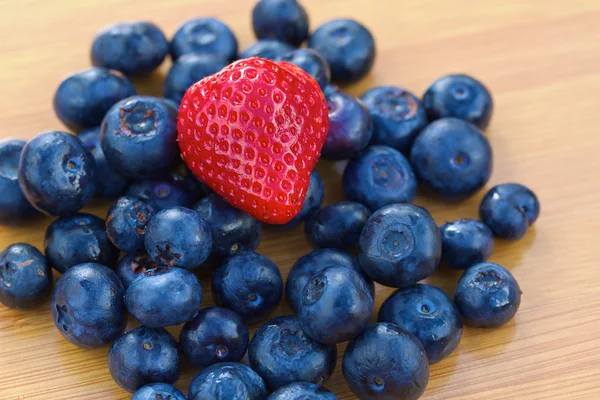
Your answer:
(185, 165), (214, 197)
(378, 284), (463, 364)
(131, 383), (186, 400)
(423, 74), (493, 129)
(321, 86), (372, 159)
(165, 53), (228, 105)
(212, 250), (283, 321)
(297, 265), (374, 344)
(455, 262), (521, 328)
(115, 253), (162, 289)
(188, 362), (267, 400)
(0, 139), (37, 223)
(343, 323), (429, 400)
(19, 131), (96, 216)
(100, 96), (179, 179)
(248, 315), (337, 390)
(106, 197), (155, 254)
(91, 21), (168, 76)
(305, 201), (372, 250)
(308, 19), (375, 84)
(125, 267), (202, 327)
(360, 86), (428, 153)
(252, 0), (309, 46)
(276, 48), (330, 89)
(440, 218), (494, 269)
(274, 170), (324, 230)
(126, 172), (199, 212)
(193, 193), (261, 258)
(410, 118), (493, 200)
(51, 263), (126, 348)
(78, 127), (129, 198)
(479, 183), (540, 240)
(53, 67), (136, 131)
(268, 382), (338, 400)
(108, 326), (180, 393)
(343, 145), (416, 212)
(144, 207), (212, 269)
(45, 213), (118, 273)
(0, 243), (51, 309)
(170, 18), (238, 61)
(162, 98), (180, 113)
(359, 204), (441, 288)
(240, 39), (295, 60)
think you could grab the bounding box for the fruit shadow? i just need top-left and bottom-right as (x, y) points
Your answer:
(489, 227), (537, 271)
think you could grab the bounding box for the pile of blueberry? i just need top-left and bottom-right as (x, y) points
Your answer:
(0, 0), (541, 399)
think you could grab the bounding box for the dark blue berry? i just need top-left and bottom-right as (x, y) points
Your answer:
(378, 284), (463, 364)
(252, 0), (309, 46)
(240, 39), (295, 60)
(0, 139), (37, 223)
(0, 243), (51, 309)
(410, 118), (493, 200)
(440, 218), (494, 269)
(298, 265), (374, 344)
(126, 172), (199, 212)
(343, 145), (416, 212)
(170, 18), (238, 61)
(455, 262), (521, 328)
(308, 19), (375, 84)
(212, 250), (283, 321)
(162, 98), (180, 113)
(165, 53), (228, 105)
(274, 170), (324, 230)
(108, 326), (180, 393)
(45, 213), (118, 273)
(106, 197), (155, 254)
(53, 67), (136, 131)
(305, 201), (371, 249)
(360, 86), (428, 153)
(359, 204), (441, 288)
(423, 74), (493, 129)
(188, 362), (267, 400)
(268, 382), (338, 400)
(249, 315), (337, 390)
(343, 323), (429, 400)
(51, 263), (126, 348)
(100, 96), (179, 179)
(185, 165), (214, 197)
(19, 131), (96, 216)
(276, 48), (330, 88)
(91, 21), (168, 76)
(180, 306), (249, 370)
(115, 253), (162, 289)
(480, 183), (540, 240)
(131, 383), (186, 400)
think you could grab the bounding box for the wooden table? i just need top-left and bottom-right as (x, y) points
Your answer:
(1, 0), (599, 398)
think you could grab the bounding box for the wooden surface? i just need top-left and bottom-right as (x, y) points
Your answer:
(1, 0), (599, 399)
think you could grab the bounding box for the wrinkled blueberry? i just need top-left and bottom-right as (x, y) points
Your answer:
(188, 362), (267, 400)
(440, 218), (494, 269)
(252, 0), (309, 46)
(240, 39), (295, 60)
(305, 201), (371, 249)
(276, 48), (330, 89)
(170, 18), (238, 61)
(165, 53), (228, 105)
(0, 139), (37, 223)
(106, 197), (155, 254)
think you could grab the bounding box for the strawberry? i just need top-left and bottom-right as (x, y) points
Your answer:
(177, 57), (329, 224)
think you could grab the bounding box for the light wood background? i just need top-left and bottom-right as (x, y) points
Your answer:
(1, 0), (599, 399)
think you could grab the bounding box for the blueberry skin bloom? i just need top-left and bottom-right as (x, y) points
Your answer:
(240, 39), (295, 60)
(343, 145), (416, 212)
(308, 19), (375, 84)
(268, 382), (338, 400)
(45, 213), (118, 273)
(480, 183), (540, 240)
(0, 139), (37, 223)
(126, 172), (199, 212)
(276, 48), (330, 89)
(378, 284), (463, 364)
(410, 118), (493, 200)
(78, 127), (129, 198)
(131, 383), (186, 400)
(423, 74), (493, 130)
(19, 131), (96, 216)
(53, 67), (136, 131)
(343, 323), (430, 400)
(275, 170), (324, 230)
(115, 253), (163, 289)
(286, 248), (374, 313)
(165, 53), (229, 105)
(106, 197), (155, 254)
(440, 218), (494, 269)
(248, 315), (337, 390)
(180, 306), (249, 369)
(298, 265), (374, 344)
(455, 262), (521, 328)
(252, 0), (309, 46)
(359, 204), (441, 288)
(100, 96), (179, 179)
(321, 86), (373, 160)
(0, 243), (51, 309)
(170, 18), (238, 61)
(212, 251), (283, 321)
(51, 263), (126, 348)
(188, 362), (268, 400)
(305, 201), (372, 250)
(108, 326), (180, 393)
(360, 86), (428, 153)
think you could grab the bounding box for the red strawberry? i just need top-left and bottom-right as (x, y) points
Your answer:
(177, 57), (329, 224)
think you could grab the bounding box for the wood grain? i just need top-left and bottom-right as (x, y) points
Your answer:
(1, 0), (599, 398)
